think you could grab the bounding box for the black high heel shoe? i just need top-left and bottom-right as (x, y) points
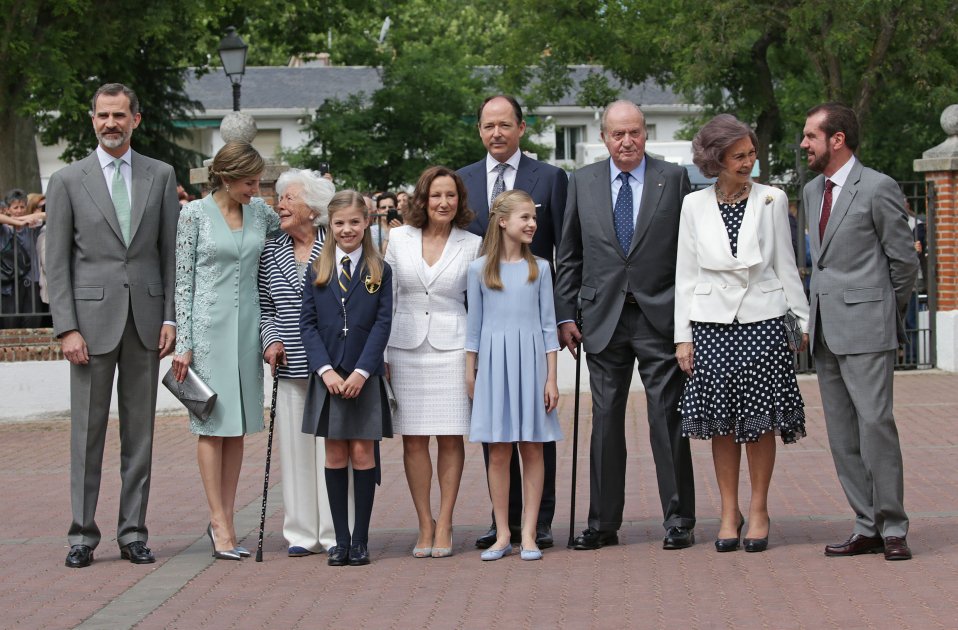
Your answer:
(714, 513), (745, 552)
(744, 519), (770, 553)
(207, 523), (241, 560)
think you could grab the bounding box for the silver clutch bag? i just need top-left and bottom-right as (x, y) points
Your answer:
(383, 378), (398, 414)
(162, 366), (217, 420)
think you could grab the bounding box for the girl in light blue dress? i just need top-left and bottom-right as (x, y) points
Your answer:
(465, 190), (562, 562)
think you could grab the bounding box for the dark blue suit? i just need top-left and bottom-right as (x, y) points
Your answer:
(300, 262), (393, 438)
(458, 153), (568, 261)
(458, 152), (568, 534)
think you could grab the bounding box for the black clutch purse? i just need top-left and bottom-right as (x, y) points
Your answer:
(782, 310), (803, 351)
(162, 366), (217, 420)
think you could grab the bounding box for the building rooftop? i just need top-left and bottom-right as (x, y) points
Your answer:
(185, 64), (684, 113)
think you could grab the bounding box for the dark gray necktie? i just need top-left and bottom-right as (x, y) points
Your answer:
(490, 163), (508, 206)
(613, 171), (634, 252)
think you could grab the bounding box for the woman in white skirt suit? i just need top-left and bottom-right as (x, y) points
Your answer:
(384, 166), (481, 558)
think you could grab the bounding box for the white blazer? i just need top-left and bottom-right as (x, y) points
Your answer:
(674, 182), (809, 343)
(384, 225), (482, 351)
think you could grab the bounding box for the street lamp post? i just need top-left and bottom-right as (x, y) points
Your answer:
(218, 26), (248, 112)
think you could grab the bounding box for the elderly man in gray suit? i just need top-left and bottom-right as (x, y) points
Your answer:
(555, 100), (696, 550)
(801, 102), (918, 561)
(47, 83), (178, 568)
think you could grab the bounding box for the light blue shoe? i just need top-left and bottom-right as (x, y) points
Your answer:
(520, 546), (543, 561)
(235, 545), (251, 558)
(480, 544), (513, 561)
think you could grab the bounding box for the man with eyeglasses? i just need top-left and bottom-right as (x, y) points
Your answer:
(555, 100), (696, 551)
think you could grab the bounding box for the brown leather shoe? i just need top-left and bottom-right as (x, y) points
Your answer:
(824, 533), (884, 556)
(883, 536), (912, 561)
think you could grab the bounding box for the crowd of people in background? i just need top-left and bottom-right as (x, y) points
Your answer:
(42, 82), (920, 571)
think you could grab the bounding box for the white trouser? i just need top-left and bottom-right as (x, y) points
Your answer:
(276, 378), (354, 551)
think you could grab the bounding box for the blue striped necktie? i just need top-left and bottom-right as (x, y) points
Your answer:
(339, 255), (352, 294)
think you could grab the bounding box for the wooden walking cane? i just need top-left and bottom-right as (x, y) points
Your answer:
(255, 373), (279, 562)
(567, 300), (583, 548)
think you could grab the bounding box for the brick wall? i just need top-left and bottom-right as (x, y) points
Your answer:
(930, 172), (958, 310)
(0, 328), (61, 362)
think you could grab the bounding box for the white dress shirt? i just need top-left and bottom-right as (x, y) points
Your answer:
(485, 150), (523, 203)
(96, 145), (133, 205)
(820, 155), (857, 213)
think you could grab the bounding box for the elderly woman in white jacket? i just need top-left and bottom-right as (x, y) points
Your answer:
(674, 114), (809, 554)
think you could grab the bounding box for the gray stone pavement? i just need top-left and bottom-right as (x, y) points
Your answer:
(2, 371), (958, 629)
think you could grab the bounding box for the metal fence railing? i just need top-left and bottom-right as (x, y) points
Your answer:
(1, 225), (51, 329)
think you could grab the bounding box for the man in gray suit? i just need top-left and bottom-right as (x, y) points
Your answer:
(555, 100), (695, 550)
(47, 83), (179, 568)
(802, 102), (918, 561)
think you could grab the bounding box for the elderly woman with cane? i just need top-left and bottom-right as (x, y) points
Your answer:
(258, 168), (352, 557)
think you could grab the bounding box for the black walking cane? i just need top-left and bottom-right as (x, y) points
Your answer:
(255, 373), (279, 562)
(567, 300), (583, 548)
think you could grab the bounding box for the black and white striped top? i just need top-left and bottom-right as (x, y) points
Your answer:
(258, 230), (325, 379)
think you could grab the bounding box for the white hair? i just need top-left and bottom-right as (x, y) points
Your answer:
(276, 168), (336, 227)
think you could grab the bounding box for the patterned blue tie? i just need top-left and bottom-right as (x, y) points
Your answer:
(613, 171), (634, 253)
(339, 255), (352, 294)
(490, 162), (508, 206)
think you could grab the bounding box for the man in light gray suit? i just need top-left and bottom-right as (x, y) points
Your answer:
(555, 100), (695, 550)
(802, 102), (918, 561)
(47, 83), (178, 568)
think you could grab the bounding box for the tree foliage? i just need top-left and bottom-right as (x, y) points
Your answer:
(501, 0), (958, 182)
(292, 0), (550, 191)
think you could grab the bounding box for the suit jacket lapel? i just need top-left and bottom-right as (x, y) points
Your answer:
(591, 160), (621, 259)
(79, 153), (124, 244)
(734, 185), (763, 267)
(129, 151), (153, 244)
(271, 233), (302, 289)
(429, 227), (465, 283)
(514, 154), (539, 197)
(408, 228), (429, 289)
(469, 163), (491, 233)
(344, 258), (365, 304)
(631, 158), (663, 253)
(820, 161), (862, 255)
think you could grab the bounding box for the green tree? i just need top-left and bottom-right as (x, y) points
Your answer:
(502, 0), (958, 182)
(293, 0), (552, 191)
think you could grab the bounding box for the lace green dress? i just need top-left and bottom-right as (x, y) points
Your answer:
(175, 195), (280, 436)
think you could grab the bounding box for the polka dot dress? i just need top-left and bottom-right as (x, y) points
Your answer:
(679, 198), (806, 444)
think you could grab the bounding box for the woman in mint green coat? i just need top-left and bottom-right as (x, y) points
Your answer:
(172, 142), (279, 559)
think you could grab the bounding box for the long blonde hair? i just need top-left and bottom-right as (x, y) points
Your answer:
(480, 190), (538, 290)
(312, 190), (383, 286)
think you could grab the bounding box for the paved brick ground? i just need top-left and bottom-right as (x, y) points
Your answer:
(2, 371), (958, 629)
